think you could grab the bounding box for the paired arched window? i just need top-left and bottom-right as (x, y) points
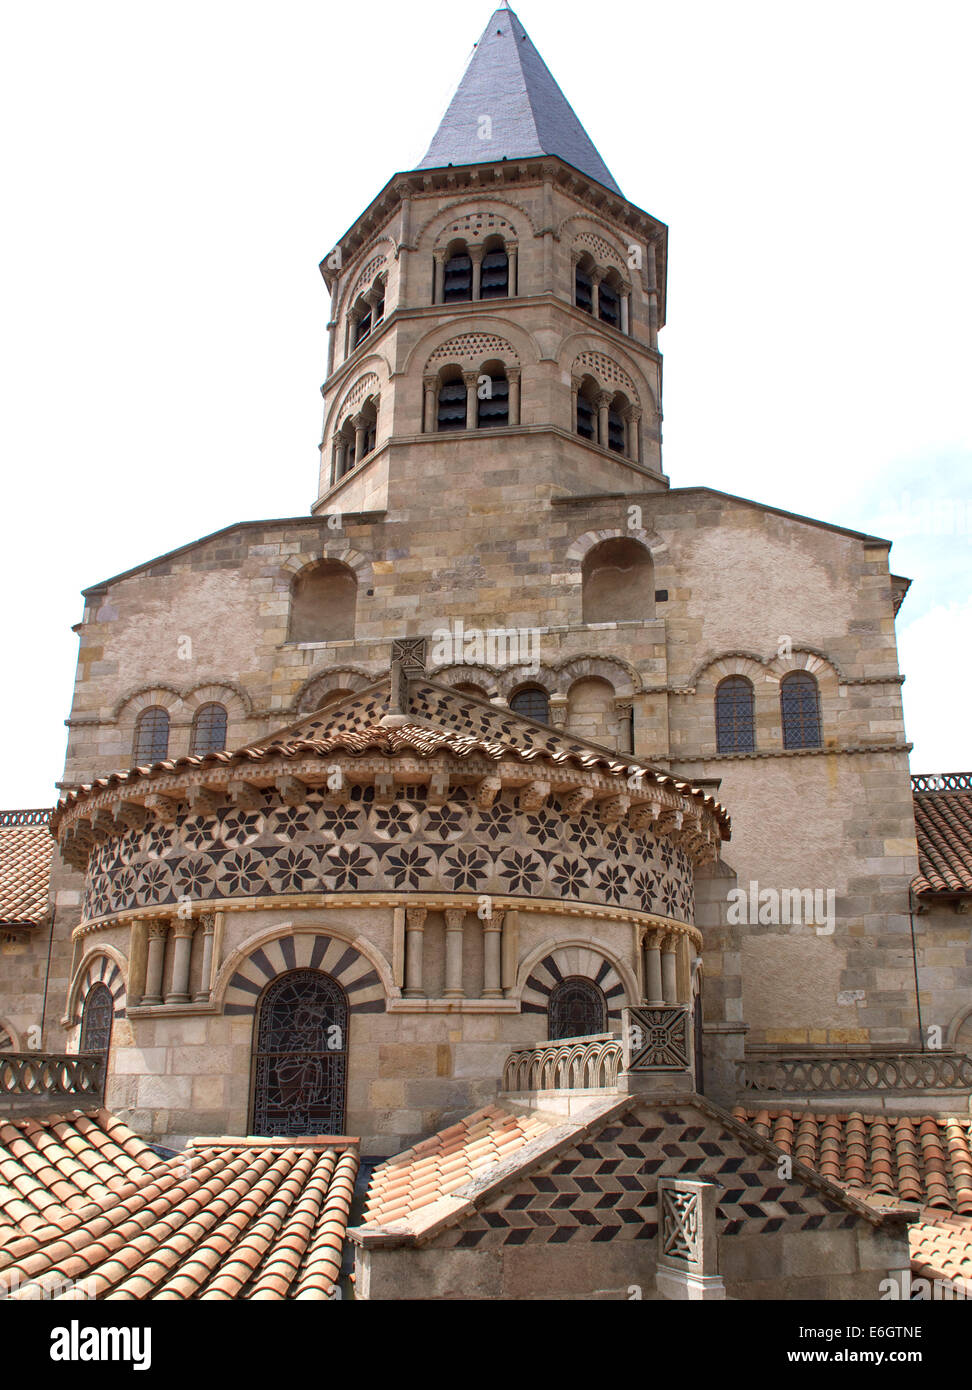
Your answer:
(347, 279), (386, 354)
(574, 376), (639, 460)
(435, 236), (516, 303)
(781, 672), (822, 749)
(251, 969), (349, 1137)
(80, 982), (114, 1058)
(190, 703), (228, 756)
(435, 364), (515, 431)
(333, 396), (378, 480)
(582, 537), (654, 623)
(574, 254), (629, 333)
(510, 686), (550, 723)
(133, 707), (169, 765)
(715, 677), (756, 753)
(548, 977), (608, 1040)
(289, 560), (358, 643)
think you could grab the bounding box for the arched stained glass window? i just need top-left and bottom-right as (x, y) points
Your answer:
(780, 672), (822, 749)
(133, 707), (169, 765)
(80, 982), (114, 1057)
(548, 977), (607, 1040)
(251, 970), (349, 1137)
(190, 703), (228, 755)
(510, 687), (549, 724)
(715, 677), (756, 753)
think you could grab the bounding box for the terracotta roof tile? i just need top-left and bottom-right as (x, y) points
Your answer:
(735, 1108), (972, 1213)
(913, 783), (972, 894)
(909, 1213), (972, 1286)
(0, 813), (54, 927)
(363, 1104), (554, 1227)
(0, 1112), (359, 1300)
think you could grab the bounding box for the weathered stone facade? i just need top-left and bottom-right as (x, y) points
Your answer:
(9, 0), (966, 1171)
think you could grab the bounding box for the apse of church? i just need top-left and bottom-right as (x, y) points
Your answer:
(27, 4), (926, 1155)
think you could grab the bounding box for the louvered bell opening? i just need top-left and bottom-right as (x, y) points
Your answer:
(477, 375), (509, 428)
(480, 249), (509, 298)
(374, 293), (385, 324)
(608, 408), (625, 453)
(354, 309), (372, 345)
(444, 254), (472, 302)
(598, 282), (620, 328)
(437, 380), (467, 431)
(365, 425), (376, 454)
(345, 439), (357, 470)
(575, 266), (593, 313)
(576, 394), (595, 440)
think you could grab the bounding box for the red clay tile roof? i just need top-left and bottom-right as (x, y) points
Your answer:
(0, 811), (54, 927)
(363, 1103), (555, 1228)
(0, 1111), (359, 1300)
(734, 1108), (972, 1211)
(912, 781), (972, 895)
(909, 1213), (972, 1287)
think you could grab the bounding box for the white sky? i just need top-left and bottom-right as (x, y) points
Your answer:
(0, 0), (969, 806)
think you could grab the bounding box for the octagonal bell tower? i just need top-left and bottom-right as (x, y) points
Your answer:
(313, 4), (670, 520)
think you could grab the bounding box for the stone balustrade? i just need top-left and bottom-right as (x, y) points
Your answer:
(738, 1051), (972, 1095)
(0, 1052), (105, 1116)
(503, 1032), (623, 1092)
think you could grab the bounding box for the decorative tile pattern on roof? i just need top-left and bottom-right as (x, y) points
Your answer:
(0, 812), (54, 926)
(418, 6), (622, 195)
(363, 1104), (553, 1227)
(913, 784), (972, 894)
(734, 1108), (972, 1212)
(0, 1111), (359, 1300)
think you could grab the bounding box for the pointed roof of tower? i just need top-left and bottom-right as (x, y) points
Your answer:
(419, 5), (622, 195)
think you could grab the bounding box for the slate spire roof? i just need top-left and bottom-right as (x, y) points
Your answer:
(419, 5), (622, 195)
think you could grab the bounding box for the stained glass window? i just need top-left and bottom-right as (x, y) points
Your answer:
(251, 970), (349, 1137)
(548, 977), (607, 1040)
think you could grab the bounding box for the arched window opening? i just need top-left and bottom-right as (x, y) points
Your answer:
(133, 707), (169, 765)
(251, 969), (349, 1137)
(781, 672), (822, 749)
(191, 703), (228, 756)
(607, 398), (626, 453)
(480, 238), (509, 299)
(575, 257), (594, 314)
(715, 677), (756, 753)
(354, 304), (372, 346)
(548, 977), (608, 1040)
(598, 274), (621, 329)
(443, 247), (473, 302)
(582, 537), (654, 623)
(576, 377), (597, 440)
(437, 370), (467, 431)
(373, 282), (385, 324)
(510, 686), (550, 724)
(289, 560), (358, 643)
(80, 982), (114, 1059)
(477, 364), (509, 429)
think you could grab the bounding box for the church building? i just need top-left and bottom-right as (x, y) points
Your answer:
(1, 6), (970, 1302)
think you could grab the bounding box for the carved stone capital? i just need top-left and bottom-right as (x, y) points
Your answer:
(147, 921), (170, 942)
(171, 919), (196, 941)
(445, 908), (466, 931)
(405, 906), (428, 931)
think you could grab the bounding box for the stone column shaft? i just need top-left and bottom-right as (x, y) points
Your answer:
(404, 907), (427, 998)
(507, 369), (521, 427)
(644, 929), (665, 1006)
(165, 920), (195, 1004)
(661, 933), (679, 1005)
(507, 243), (518, 296)
(423, 378), (437, 434)
(193, 915), (216, 1003)
(470, 245), (484, 301)
(444, 908), (466, 998)
(595, 391), (612, 449)
(482, 913), (503, 998)
(142, 923), (168, 1006)
(463, 371), (479, 430)
(433, 251), (447, 304)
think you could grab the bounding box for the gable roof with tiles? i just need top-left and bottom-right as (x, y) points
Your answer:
(0, 1110), (359, 1300)
(0, 810), (54, 928)
(912, 774), (972, 896)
